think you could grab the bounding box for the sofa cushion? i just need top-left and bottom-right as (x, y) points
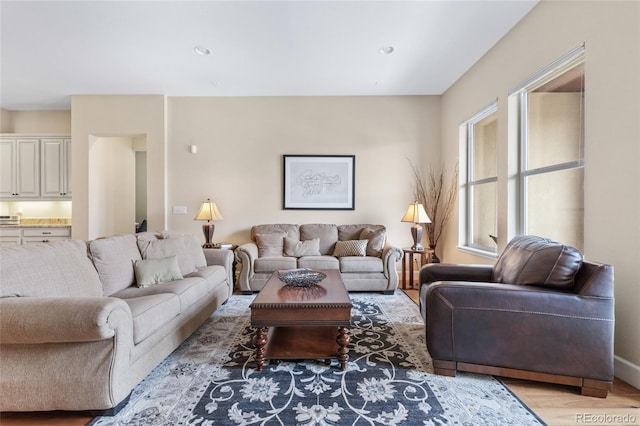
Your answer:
(254, 257), (298, 273)
(340, 256), (384, 273)
(300, 224), (338, 255)
(119, 293), (181, 344)
(134, 256), (183, 288)
(332, 240), (368, 257)
(359, 227), (386, 257)
(251, 224), (299, 241)
(137, 234), (206, 276)
(492, 235), (583, 289)
(255, 232), (287, 257)
(0, 240), (103, 298)
(298, 255), (340, 270)
(284, 237), (321, 257)
(88, 234), (141, 295)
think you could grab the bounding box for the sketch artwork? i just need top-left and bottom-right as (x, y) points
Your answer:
(296, 169), (342, 198)
(283, 155), (355, 210)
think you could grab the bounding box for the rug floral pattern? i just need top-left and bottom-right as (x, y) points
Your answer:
(91, 292), (544, 425)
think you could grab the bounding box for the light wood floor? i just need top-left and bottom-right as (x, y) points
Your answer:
(2, 288), (638, 426)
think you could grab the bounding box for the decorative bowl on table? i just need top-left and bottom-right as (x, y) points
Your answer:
(277, 269), (326, 287)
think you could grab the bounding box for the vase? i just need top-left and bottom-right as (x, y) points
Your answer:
(429, 244), (441, 263)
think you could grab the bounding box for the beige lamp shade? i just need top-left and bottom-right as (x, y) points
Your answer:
(194, 199), (224, 221)
(194, 199), (223, 248)
(401, 201), (430, 251)
(401, 202), (431, 224)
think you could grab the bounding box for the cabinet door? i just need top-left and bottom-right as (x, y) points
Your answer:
(0, 139), (16, 197)
(41, 138), (65, 197)
(16, 139), (40, 198)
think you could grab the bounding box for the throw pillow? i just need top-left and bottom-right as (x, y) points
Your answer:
(137, 236), (198, 276)
(284, 237), (321, 257)
(255, 232), (287, 257)
(360, 227), (386, 257)
(332, 240), (368, 257)
(134, 256), (183, 288)
(492, 235), (583, 289)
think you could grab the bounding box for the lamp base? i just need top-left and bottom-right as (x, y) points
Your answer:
(410, 224), (424, 251)
(202, 222), (215, 248)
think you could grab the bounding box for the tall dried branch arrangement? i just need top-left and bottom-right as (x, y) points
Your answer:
(409, 161), (459, 248)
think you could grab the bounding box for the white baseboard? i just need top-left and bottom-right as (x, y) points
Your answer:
(615, 355), (640, 389)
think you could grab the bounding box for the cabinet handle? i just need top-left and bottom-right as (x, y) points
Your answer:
(42, 239), (49, 243)
(42, 232), (52, 235)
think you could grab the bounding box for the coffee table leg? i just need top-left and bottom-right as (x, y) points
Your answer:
(337, 327), (350, 370)
(253, 327), (268, 371)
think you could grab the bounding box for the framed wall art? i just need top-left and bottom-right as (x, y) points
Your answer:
(283, 155), (355, 210)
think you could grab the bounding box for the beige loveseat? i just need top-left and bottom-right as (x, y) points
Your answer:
(235, 224), (403, 293)
(0, 232), (233, 414)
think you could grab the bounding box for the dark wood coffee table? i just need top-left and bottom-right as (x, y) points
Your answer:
(249, 269), (352, 371)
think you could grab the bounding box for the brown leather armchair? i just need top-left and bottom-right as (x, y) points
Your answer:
(419, 235), (614, 397)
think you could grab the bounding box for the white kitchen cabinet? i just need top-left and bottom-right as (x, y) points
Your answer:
(0, 228), (22, 247)
(41, 138), (72, 198)
(19, 227), (72, 245)
(0, 138), (40, 199)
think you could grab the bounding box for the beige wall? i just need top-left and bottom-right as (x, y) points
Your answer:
(440, 0), (640, 386)
(0, 109), (71, 134)
(167, 96), (440, 247)
(71, 95), (166, 240)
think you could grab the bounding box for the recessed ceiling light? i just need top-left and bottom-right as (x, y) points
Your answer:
(379, 46), (394, 55)
(194, 46), (211, 56)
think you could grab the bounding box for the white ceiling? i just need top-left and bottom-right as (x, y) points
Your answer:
(0, 1), (538, 110)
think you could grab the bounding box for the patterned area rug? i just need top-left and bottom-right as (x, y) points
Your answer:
(91, 292), (544, 425)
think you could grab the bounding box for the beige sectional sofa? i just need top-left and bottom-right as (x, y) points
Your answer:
(0, 232), (233, 414)
(235, 224), (403, 293)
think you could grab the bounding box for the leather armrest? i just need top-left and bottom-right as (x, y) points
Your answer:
(419, 263), (494, 285)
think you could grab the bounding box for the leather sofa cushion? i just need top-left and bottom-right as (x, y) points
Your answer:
(254, 257), (297, 273)
(492, 235), (583, 289)
(340, 256), (383, 273)
(298, 255), (339, 270)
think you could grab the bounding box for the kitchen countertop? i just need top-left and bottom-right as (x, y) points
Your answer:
(0, 224), (72, 228)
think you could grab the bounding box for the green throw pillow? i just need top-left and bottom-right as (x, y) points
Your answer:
(134, 255), (183, 288)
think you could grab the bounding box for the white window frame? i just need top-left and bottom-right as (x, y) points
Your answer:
(510, 45), (585, 244)
(458, 101), (498, 258)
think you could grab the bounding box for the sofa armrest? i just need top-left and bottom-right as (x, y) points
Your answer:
(425, 281), (614, 381)
(381, 243), (403, 289)
(419, 263), (494, 285)
(235, 242), (258, 292)
(0, 297), (133, 344)
(203, 248), (234, 289)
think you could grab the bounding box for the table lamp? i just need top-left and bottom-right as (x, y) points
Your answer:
(194, 199), (224, 248)
(401, 201), (431, 251)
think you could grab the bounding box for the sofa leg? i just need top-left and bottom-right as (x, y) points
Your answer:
(432, 359), (457, 377)
(581, 379), (612, 398)
(382, 290), (394, 295)
(242, 290), (254, 295)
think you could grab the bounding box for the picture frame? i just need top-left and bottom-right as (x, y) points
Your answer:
(283, 155), (355, 210)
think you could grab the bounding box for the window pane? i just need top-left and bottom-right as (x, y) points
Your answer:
(471, 181), (497, 249)
(472, 113), (497, 180)
(527, 92), (583, 170)
(526, 167), (584, 251)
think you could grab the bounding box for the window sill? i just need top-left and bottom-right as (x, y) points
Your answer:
(457, 245), (498, 261)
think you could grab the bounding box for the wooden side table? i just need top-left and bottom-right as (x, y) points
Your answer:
(401, 248), (433, 289)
